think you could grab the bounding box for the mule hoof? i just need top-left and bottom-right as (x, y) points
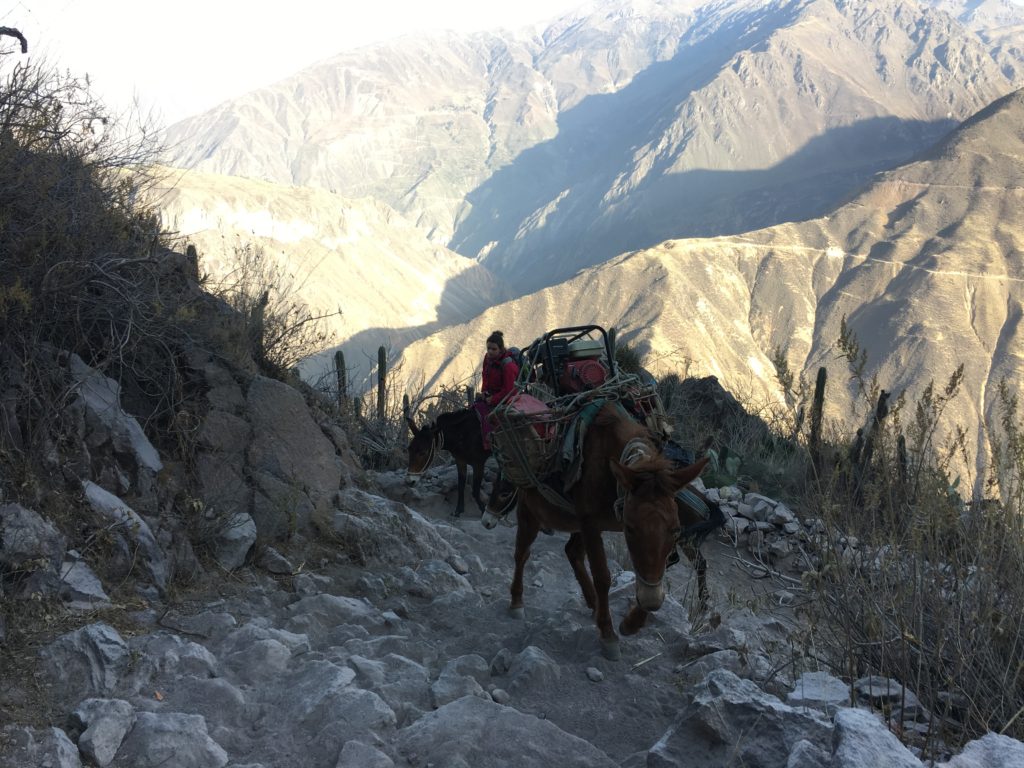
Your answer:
(480, 511), (499, 529)
(508, 606), (525, 619)
(600, 638), (621, 661)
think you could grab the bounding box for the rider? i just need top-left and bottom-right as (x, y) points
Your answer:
(473, 330), (520, 450)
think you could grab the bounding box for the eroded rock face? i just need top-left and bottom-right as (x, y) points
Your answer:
(190, 357), (354, 546)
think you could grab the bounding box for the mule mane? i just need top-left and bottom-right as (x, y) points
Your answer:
(622, 455), (679, 499)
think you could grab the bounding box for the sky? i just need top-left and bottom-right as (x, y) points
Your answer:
(1, 0), (586, 126)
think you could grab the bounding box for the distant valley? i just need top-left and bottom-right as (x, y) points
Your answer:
(157, 0), (1024, 489)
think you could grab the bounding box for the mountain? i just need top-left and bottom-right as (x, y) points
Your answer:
(393, 88), (1024, 489)
(150, 168), (506, 384)
(162, 0), (1024, 292)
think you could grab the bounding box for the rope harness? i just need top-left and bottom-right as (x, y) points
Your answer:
(407, 428), (442, 478)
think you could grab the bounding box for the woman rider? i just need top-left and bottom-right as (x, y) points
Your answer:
(473, 330), (519, 450)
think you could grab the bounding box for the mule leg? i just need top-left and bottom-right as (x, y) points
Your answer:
(581, 527), (619, 659)
(565, 533), (597, 611)
(510, 509), (540, 618)
(471, 459), (486, 514)
(620, 602), (650, 636)
(452, 460), (467, 518)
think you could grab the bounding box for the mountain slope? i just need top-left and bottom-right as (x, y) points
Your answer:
(394, 89), (1024, 488)
(163, 0), (1024, 293)
(151, 168), (506, 383)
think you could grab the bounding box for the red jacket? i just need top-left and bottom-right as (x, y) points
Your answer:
(482, 350), (519, 407)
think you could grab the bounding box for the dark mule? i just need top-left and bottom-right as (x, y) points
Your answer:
(489, 402), (710, 659)
(406, 409), (490, 518)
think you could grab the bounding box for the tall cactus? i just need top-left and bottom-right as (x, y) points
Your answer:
(809, 366), (826, 468)
(377, 345), (387, 420)
(403, 394), (411, 439)
(334, 349), (347, 413)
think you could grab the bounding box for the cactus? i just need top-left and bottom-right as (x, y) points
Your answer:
(467, 385), (475, 407)
(335, 349), (347, 412)
(809, 366), (826, 467)
(377, 345), (387, 420)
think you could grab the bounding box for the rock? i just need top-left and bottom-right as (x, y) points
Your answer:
(69, 353), (163, 477)
(394, 696), (617, 767)
(786, 738), (831, 768)
(507, 646), (561, 693)
(346, 653), (431, 723)
(586, 667), (604, 682)
(284, 594), (384, 644)
(81, 481), (169, 590)
(831, 708), (923, 768)
(693, 670), (832, 768)
(126, 633), (219, 687)
(336, 740), (394, 768)
(113, 712), (228, 768)
(787, 671), (851, 716)
(71, 698), (134, 767)
(430, 655), (489, 709)
(41, 623), (129, 699)
(937, 732), (1024, 767)
(490, 688), (511, 704)
(770, 504), (797, 526)
(325, 488), (456, 566)
(256, 546), (294, 574)
(214, 512), (257, 571)
(246, 375), (343, 535)
(853, 676), (916, 707)
(0, 503), (66, 599)
(0, 725), (81, 767)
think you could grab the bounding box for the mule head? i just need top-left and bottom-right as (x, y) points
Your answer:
(611, 456), (709, 611)
(406, 420), (438, 483)
(482, 472), (517, 529)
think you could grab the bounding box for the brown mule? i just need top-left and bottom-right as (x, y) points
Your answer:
(493, 402), (709, 659)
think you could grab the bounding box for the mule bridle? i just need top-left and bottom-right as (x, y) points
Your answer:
(615, 436), (672, 590)
(408, 428), (443, 478)
(492, 486), (519, 519)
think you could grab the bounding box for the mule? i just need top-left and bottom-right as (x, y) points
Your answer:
(485, 469), (723, 610)
(488, 401), (711, 659)
(406, 409), (489, 519)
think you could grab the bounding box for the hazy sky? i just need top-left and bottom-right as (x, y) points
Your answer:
(2, 0), (585, 126)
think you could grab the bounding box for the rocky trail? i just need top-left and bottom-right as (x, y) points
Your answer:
(3, 462), (1022, 768)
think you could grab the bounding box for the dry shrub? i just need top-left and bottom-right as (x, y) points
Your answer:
(204, 242), (340, 380)
(0, 53), (195, 496)
(797, 329), (1024, 756)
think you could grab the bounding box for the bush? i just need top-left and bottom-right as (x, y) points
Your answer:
(205, 242), (340, 380)
(792, 325), (1024, 757)
(0, 52), (196, 491)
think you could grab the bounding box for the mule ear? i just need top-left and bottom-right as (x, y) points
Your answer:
(405, 416), (420, 435)
(609, 459), (638, 491)
(669, 456), (710, 490)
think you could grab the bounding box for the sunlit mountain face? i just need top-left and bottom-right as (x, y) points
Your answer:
(160, 0), (1024, 489)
